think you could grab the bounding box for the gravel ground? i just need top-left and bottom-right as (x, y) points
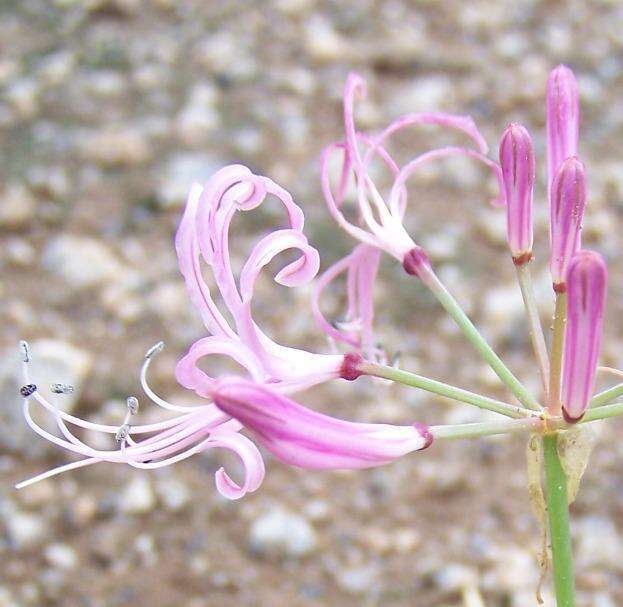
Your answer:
(2, 1), (623, 606)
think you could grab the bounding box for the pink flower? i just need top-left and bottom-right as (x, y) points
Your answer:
(561, 251), (607, 422)
(550, 157), (587, 291)
(320, 72), (505, 276)
(314, 73), (505, 350)
(18, 166), (358, 499)
(213, 377), (432, 470)
(547, 65), (579, 194)
(499, 123), (535, 265)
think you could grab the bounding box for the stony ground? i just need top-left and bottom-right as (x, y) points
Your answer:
(2, 1), (623, 606)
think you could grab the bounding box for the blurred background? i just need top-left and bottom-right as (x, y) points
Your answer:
(1, 1), (623, 605)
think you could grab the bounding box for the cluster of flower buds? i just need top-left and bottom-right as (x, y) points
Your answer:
(498, 65), (606, 422)
(17, 65), (612, 497)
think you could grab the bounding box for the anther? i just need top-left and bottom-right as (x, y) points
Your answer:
(20, 384), (37, 397)
(115, 424), (130, 443)
(126, 396), (139, 415)
(50, 383), (75, 394)
(145, 341), (164, 360)
(19, 341), (30, 363)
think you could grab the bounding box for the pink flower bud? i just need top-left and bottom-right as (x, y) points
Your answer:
(561, 251), (607, 422)
(547, 65), (579, 192)
(213, 378), (432, 470)
(499, 123), (535, 264)
(550, 157), (587, 291)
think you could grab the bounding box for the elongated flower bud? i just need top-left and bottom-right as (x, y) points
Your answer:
(213, 378), (432, 470)
(547, 65), (579, 192)
(561, 251), (607, 422)
(499, 123), (535, 264)
(550, 156), (587, 291)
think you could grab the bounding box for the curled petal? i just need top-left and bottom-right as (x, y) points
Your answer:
(239, 230), (319, 301)
(312, 244), (380, 352)
(388, 146), (506, 214)
(175, 182), (236, 337)
(209, 430), (265, 500)
(175, 336), (267, 398)
(562, 251), (607, 422)
(213, 378), (432, 470)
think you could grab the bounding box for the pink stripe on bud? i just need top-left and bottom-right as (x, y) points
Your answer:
(550, 157), (587, 291)
(499, 123), (535, 264)
(561, 251), (607, 422)
(547, 65), (579, 192)
(213, 378), (432, 470)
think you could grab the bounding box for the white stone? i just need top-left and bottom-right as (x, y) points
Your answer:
(42, 235), (126, 290)
(118, 476), (156, 515)
(157, 154), (222, 209)
(4, 510), (48, 550)
(156, 478), (191, 512)
(249, 509), (317, 558)
(44, 543), (78, 570)
(0, 184), (36, 228)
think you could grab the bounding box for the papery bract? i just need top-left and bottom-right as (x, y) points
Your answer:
(213, 377), (432, 470)
(561, 251), (607, 422)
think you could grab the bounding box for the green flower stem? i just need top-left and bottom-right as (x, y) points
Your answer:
(431, 417), (541, 440)
(582, 401), (623, 422)
(590, 383), (623, 408)
(359, 362), (535, 419)
(427, 402), (623, 442)
(549, 292), (567, 416)
(515, 263), (550, 394)
(418, 265), (541, 411)
(543, 433), (576, 607)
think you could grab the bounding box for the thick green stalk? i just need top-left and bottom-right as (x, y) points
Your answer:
(360, 362), (534, 419)
(515, 263), (550, 394)
(549, 292), (567, 416)
(543, 433), (576, 607)
(418, 266), (541, 411)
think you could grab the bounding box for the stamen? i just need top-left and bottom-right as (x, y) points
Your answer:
(116, 424), (130, 443)
(51, 383), (75, 394)
(19, 340), (30, 363)
(127, 396), (139, 415)
(20, 384), (37, 397)
(145, 341), (165, 360)
(141, 352), (207, 413)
